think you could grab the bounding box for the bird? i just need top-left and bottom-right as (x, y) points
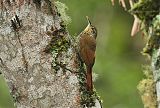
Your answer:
(78, 16), (97, 92)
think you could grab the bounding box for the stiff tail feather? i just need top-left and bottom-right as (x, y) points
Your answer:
(86, 66), (93, 91)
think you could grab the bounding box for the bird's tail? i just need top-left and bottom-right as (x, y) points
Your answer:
(86, 66), (93, 91)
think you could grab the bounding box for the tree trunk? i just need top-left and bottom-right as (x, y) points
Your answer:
(0, 0), (102, 107)
(130, 0), (160, 108)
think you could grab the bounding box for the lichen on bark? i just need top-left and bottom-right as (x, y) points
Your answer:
(0, 0), (102, 108)
(130, 0), (160, 107)
(137, 66), (157, 108)
(0, 0), (80, 107)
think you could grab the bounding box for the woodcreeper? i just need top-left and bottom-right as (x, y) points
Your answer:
(78, 16), (97, 92)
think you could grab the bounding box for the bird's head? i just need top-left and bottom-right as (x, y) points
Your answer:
(84, 16), (97, 39)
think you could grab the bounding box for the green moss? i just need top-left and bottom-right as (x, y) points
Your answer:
(128, 0), (160, 107)
(142, 65), (153, 79)
(11, 86), (21, 103)
(42, 1), (71, 74)
(142, 14), (160, 55)
(45, 23), (70, 73)
(47, 1), (100, 106)
(51, 35), (70, 73)
(50, 36), (70, 52)
(55, 1), (71, 25)
(130, 0), (160, 21)
(130, 0), (160, 33)
(129, 0), (160, 55)
(137, 79), (157, 108)
(137, 65), (157, 108)
(77, 59), (102, 107)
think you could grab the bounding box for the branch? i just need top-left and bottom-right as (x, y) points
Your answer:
(111, 0), (160, 107)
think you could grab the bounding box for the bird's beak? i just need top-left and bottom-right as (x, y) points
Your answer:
(86, 16), (91, 25)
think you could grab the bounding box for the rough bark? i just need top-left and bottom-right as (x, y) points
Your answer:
(152, 48), (160, 108)
(130, 0), (160, 108)
(0, 0), (102, 108)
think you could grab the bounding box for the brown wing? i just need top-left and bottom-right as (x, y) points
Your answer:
(79, 34), (96, 67)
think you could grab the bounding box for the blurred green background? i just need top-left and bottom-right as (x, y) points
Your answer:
(0, 0), (146, 108)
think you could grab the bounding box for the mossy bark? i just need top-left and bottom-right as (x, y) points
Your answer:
(0, 0), (101, 107)
(130, 0), (160, 108)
